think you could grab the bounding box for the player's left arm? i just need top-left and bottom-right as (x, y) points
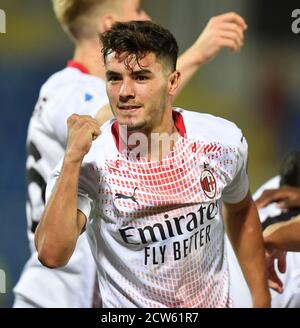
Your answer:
(176, 12), (247, 95)
(223, 192), (271, 308)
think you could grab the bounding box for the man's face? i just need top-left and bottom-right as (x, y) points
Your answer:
(118, 0), (150, 22)
(105, 52), (173, 132)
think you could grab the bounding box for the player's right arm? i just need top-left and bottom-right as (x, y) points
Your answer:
(35, 114), (100, 268)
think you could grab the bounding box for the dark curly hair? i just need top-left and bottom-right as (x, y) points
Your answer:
(262, 151), (300, 230)
(279, 151), (300, 187)
(100, 20), (178, 71)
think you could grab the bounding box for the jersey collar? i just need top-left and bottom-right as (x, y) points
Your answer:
(111, 110), (187, 152)
(67, 60), (90, 74)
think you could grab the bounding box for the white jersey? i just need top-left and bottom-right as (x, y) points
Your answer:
(228, 175), (300, 308)
(14, 62), (109, 307)
(48, 108), (249, 308)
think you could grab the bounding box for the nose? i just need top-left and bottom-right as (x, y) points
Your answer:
(119, 79), (135, 102)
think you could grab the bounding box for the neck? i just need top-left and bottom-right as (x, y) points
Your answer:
(73, 39), (106, 80)
(147, 122), (179, 162)
(122, 109), (180, 161)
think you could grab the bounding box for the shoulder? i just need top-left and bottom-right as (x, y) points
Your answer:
(40, 67), (107, 101)
(36, 68), (109, 126)
(175, 107), (244, 148)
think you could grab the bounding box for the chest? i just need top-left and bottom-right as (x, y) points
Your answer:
(94, 140), (238, 223)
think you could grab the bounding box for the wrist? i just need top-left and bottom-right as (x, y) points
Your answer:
(64, 150), (85, 165)
(189, 43), (207, 65)
(180, 44), (206, 68)
(252, 290), (271, 308)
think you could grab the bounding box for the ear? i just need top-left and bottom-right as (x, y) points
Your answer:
(97, 14), (115, 33)
(168, 71), (181, 96)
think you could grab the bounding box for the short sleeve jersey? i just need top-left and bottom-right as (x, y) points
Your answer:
(14, 62), (109, 308)
(26, 61), (109, 243)
(48, 108), (249, 308)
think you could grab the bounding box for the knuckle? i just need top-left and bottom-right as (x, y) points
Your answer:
(209, 17), (218, 27)
(83, 115), (93, 120)
(82, 121), (91, 129)
(68, 113), (77, 123)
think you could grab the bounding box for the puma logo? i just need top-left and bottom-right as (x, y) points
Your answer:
(115, 187), (139, 205)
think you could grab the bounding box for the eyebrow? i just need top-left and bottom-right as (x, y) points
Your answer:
(131, 69), (152, 75)
(106, 70), (120, 78)
(105, 69), (153, 78)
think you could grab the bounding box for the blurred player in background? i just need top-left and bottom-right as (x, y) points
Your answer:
(229, 151), (300, 307)
(14, 0), (248, 307)
(35, 20), (270, 308)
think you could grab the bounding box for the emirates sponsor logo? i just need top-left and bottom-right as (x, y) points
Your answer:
(119, 201), (218, 264)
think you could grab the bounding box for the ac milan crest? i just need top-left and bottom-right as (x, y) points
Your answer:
(200, 169), (216, 199)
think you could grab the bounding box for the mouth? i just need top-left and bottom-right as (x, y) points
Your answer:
(118, 105), (142, 110)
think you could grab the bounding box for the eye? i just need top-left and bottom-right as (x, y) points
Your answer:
(135, 75), (149, 81)
(107, 75), (121, 82)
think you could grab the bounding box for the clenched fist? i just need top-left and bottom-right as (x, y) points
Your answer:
(65, 114), (101, 163)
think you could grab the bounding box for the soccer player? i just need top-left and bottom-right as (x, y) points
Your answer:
(229, 151), (300, 307)
(35, 20), (270, 308)
(14, 0), (248, 308)
(257, 152), (300, 307)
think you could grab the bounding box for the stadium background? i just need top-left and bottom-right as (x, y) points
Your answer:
(0, 0), (300, 307)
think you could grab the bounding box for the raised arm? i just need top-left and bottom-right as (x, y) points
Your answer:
(35, 114), (100, 268)
(176, 12), (247, 94)
(224, 191), (271, 307)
